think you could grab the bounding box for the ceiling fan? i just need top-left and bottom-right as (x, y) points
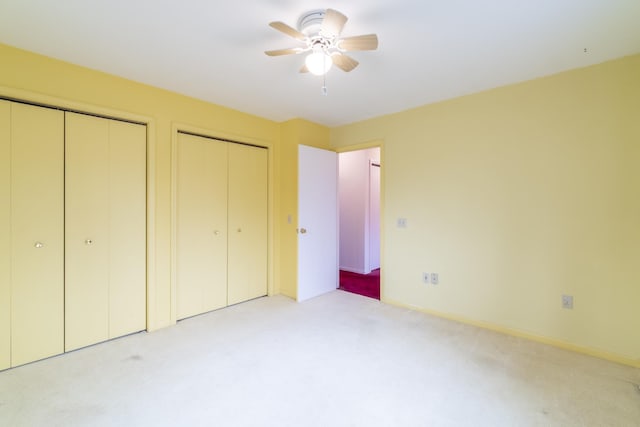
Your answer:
(265, 9), (378, 76)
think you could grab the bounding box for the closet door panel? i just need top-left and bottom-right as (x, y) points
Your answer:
(176, 133), (208, 318)
(65, 113), (110, 351)
(200, 139), (229, 312)
(0, 101), (10, 370)
(227, 144), (268, 305)
(108, 120), (146, 338)
(11, 103), (64, 366)
(176, 133), (228, 319)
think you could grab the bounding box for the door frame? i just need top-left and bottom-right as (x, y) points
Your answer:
(334, 140), (385, 300)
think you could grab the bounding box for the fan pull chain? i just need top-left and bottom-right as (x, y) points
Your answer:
(322, 54), (328, 96)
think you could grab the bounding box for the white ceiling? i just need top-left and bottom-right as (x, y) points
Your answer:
(1, 0), (639, 127)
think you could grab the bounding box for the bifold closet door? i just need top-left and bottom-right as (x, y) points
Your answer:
(227, 143), (268, 305)
(0, 101), (64, 368)
(176, 133), (228, 319)
(65, 112), (146, 352)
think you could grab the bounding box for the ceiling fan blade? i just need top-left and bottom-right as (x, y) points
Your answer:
(331, 53), (359, 72)
(269, 21), (307, 41)
(265, 48), (302, 56)
(339, 34), (379, 51)
(321, 9), (348, 36)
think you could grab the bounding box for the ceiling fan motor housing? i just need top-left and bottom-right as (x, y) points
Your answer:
(297, 10), (326, 36)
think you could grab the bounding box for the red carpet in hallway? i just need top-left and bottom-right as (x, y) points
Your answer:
(339, 269), (380, 300)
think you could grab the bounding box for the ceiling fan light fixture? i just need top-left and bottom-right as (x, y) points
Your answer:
(305, 49), (332, 76)
(266, 9), (378, 75)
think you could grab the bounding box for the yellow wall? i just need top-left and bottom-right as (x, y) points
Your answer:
(0, 43), (280, 330)
(0, 42), (331, 330)
(3, 41), (637, 367)
(332, 54), (640, 366)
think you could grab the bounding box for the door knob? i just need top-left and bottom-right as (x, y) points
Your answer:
(85, 239), (93, 245)
(34, 242), (44, 248)
(299, 228), (307, 234)
(214, 230), (220, 235)
(237, 228), (242, 233)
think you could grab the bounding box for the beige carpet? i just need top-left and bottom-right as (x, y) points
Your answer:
(0, 290), (638, 426)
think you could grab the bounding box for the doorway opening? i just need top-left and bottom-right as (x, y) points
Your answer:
(338, 147), (381, 299)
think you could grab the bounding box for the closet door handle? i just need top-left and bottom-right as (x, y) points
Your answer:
(34, 241), (44, 248)
(85, 239), (93, 245)
(214, 230), (220, 235)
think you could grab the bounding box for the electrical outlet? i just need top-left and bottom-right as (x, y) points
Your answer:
(431, 273), (439, 285)
(562, 294), (573, 309)
(423, 272), (430, 284)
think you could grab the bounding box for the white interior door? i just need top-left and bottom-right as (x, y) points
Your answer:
(297, 145), (338, 302)
(368, 161), (381, 271)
